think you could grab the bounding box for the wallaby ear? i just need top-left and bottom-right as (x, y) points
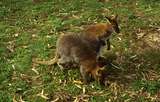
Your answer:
(105, 16), (112, 22)
(111, 14), (118, 20)
(96, 67), (105, 76)
(115, 14), (118, 19)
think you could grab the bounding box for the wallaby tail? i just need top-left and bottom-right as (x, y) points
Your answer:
(32, 51), (59, 65)
(32, 57), (58, 65)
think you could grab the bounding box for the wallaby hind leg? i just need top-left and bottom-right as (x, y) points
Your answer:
(57, 56), (72, 70)
(80, 66), (92, 84)
(33, 51), (59, 65)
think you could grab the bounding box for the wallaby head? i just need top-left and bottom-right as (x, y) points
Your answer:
(106, 15), (120, 33)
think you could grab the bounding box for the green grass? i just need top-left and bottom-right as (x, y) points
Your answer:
(0, 0), (160, 101)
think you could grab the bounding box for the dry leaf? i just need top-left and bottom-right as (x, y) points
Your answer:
(73, 80), (83, 84)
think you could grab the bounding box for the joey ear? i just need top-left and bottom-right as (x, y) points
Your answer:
(96, 69), (99, 76)
(99, 67), (105, 71)
(96, 68), (101, 76)
(96, 67), (105, 76)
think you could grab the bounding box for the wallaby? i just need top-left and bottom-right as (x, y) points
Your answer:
(84, 14), (120, 50)
(33, 15), (120, 84)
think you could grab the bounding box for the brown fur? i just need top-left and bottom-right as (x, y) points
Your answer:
(84, 23), (112, 39)
(84, 15), (120, 50)
(33, 15), (120, 84)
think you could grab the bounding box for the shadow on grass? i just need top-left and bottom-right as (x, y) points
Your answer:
(103, 48), (160, 87)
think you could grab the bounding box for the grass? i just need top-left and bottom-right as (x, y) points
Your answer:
(0, 0), (160, 101)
